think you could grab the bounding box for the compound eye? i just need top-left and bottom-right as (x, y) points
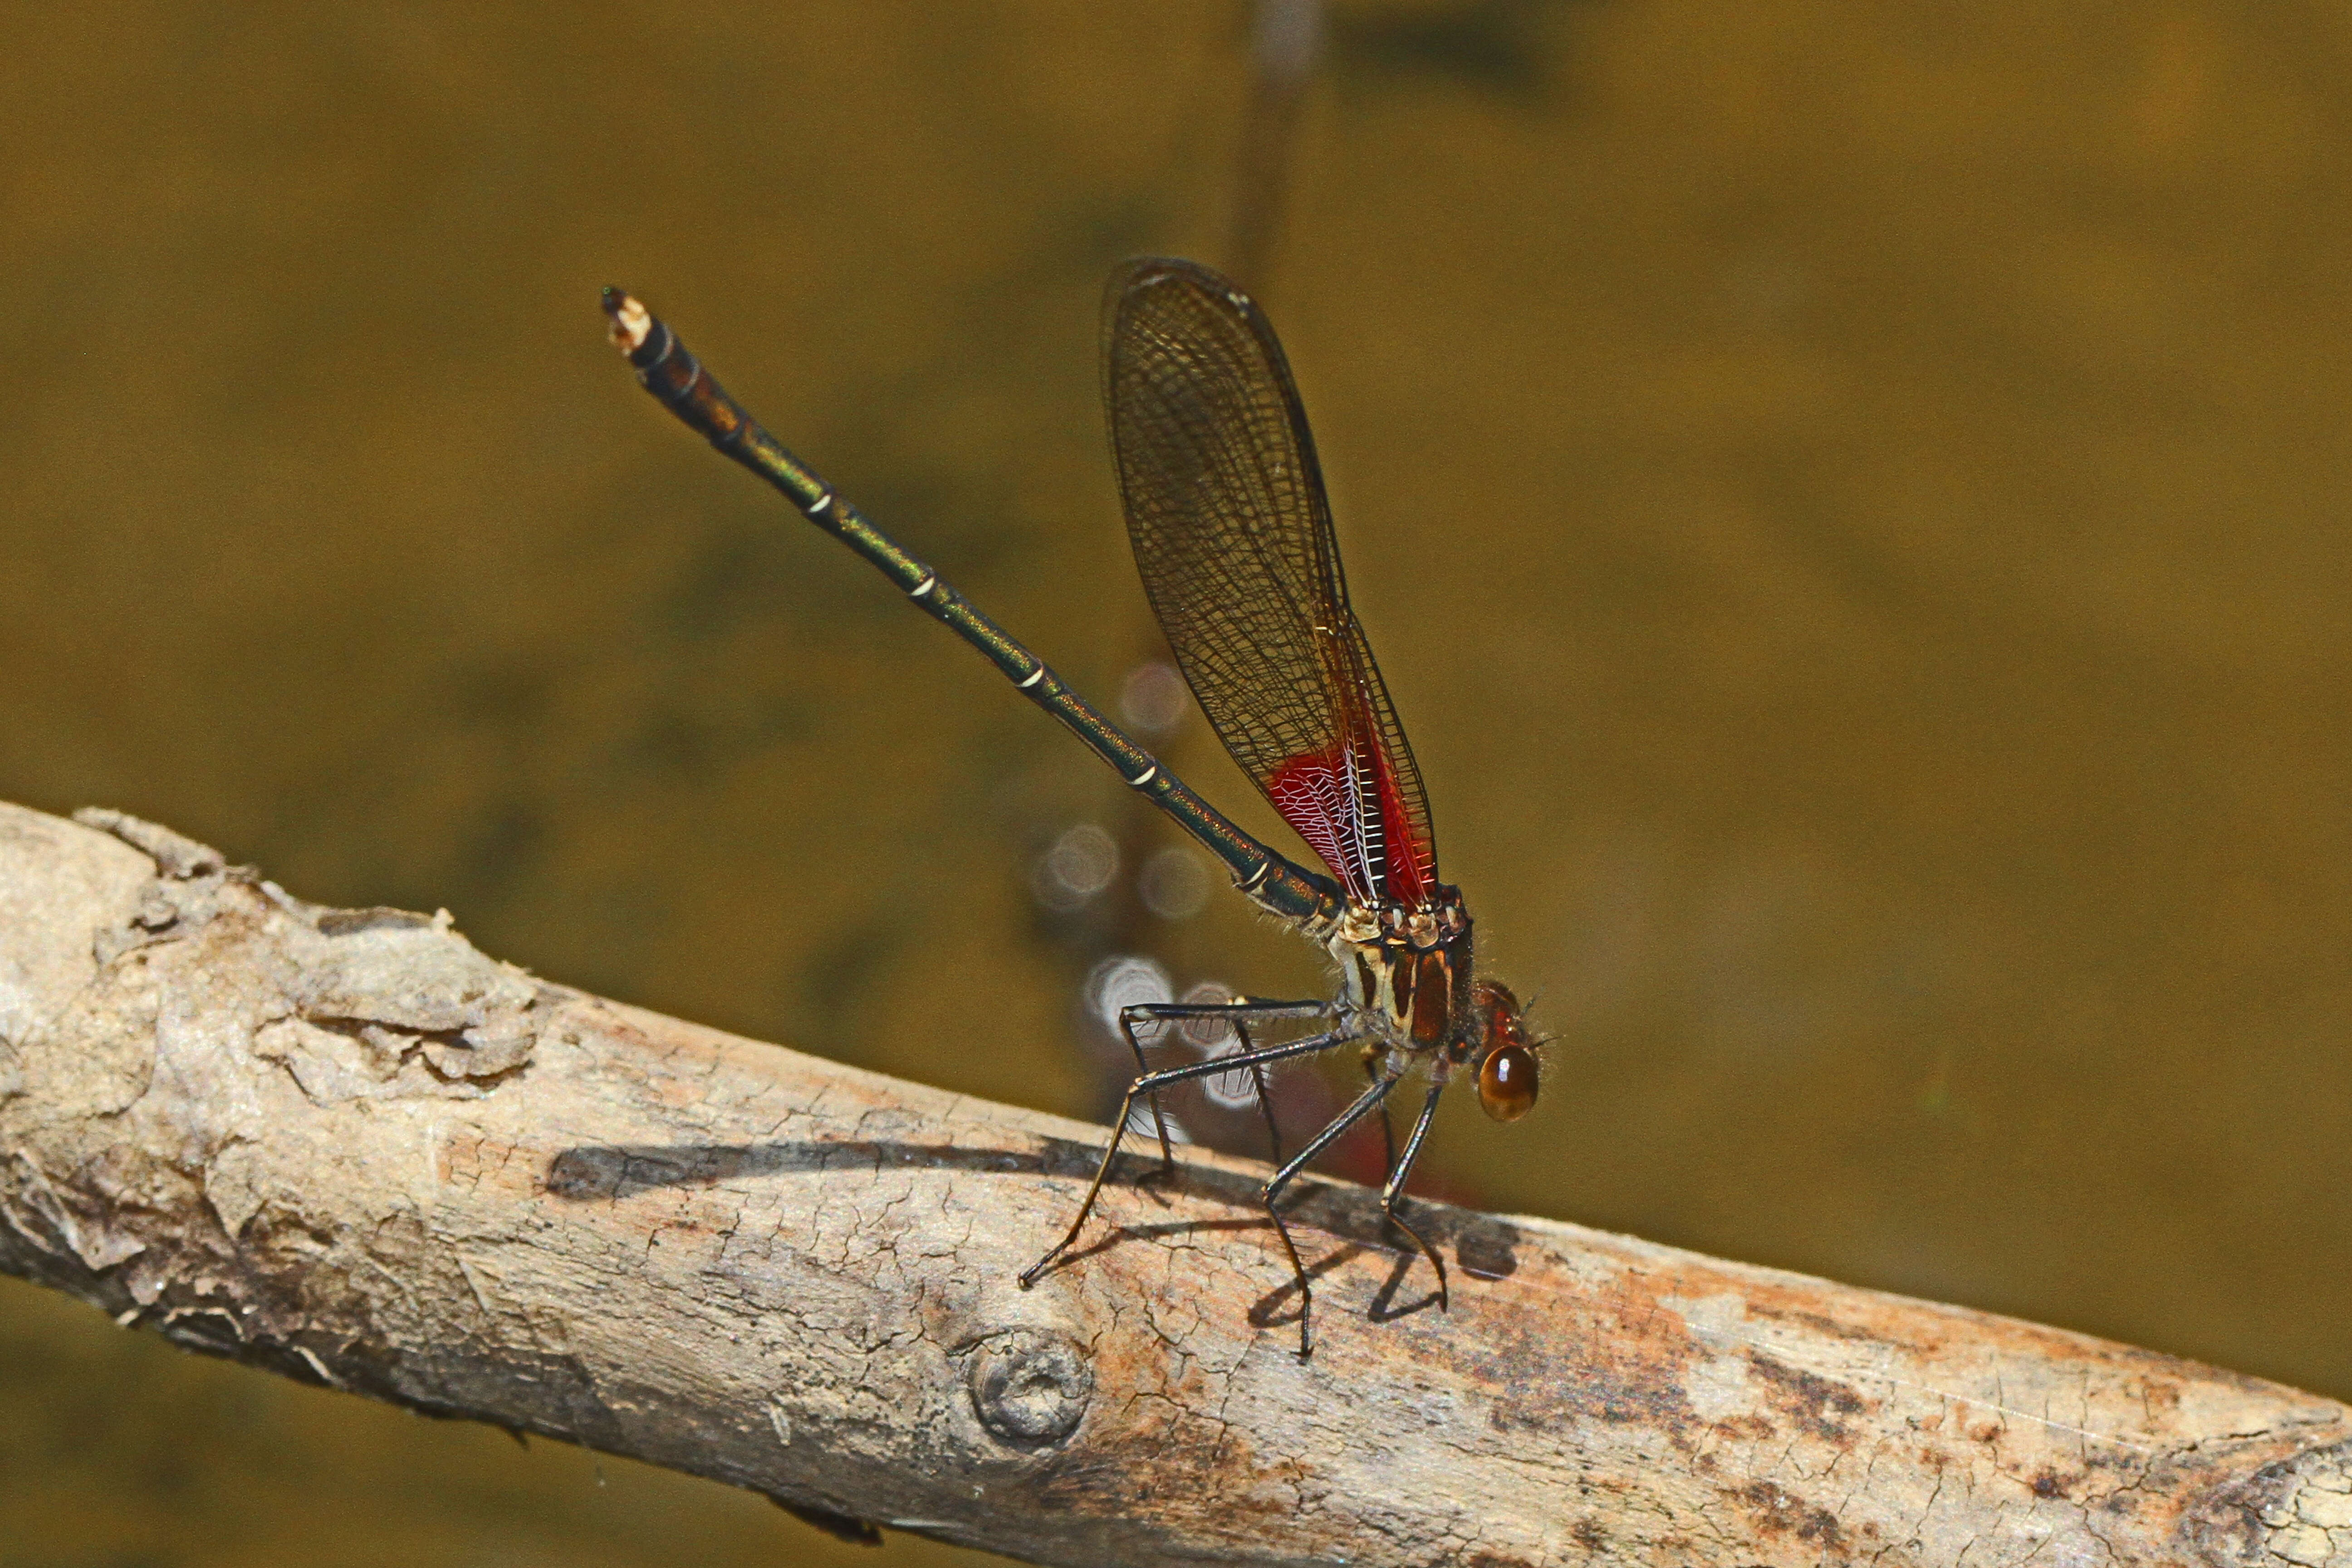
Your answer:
(1477, 1044), (1538, 1122)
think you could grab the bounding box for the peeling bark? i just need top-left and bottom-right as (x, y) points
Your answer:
(0, 799), (2345, 1567)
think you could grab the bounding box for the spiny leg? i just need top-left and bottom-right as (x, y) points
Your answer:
(1361, 1046), (1398, 1184)
(1259, 1068), (1406, 1357)
(1379, 1077), (1453, 1312)
(1019, 1025), (1346, 1291)
(1116, 1006), (1179, 1179)
(1240, 1019), (1286, 1168)
(1121, 995), (1327, 1174)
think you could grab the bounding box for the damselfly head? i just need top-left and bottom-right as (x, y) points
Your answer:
(1470, 979), (1538, 1123)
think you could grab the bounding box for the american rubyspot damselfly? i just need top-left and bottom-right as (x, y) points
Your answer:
(604, 260), (1537, 1355)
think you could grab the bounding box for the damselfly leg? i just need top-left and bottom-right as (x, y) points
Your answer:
(1019, 1023), (1352, 1337)
(1378, 1078), (1452, 1311)
(1070, 996), (1448, 1351)
(1361, 1048), (1399, 1187)
(1254, 1066), (1409, 1355)
(1237, 1019), (1284, 1167)
(1352, 1049), (1449, 1308)
(1118, 995), (1327, 1173)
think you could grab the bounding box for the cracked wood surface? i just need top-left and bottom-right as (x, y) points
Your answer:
(0, 798), (2346, 1568)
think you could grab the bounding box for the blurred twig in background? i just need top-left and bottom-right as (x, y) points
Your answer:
(1226, 0), (1324, 293)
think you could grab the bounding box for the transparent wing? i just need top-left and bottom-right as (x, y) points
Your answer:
(1103, 257), (1437, 908)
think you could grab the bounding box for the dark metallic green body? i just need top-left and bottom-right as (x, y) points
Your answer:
(608, 290), (1343, 927)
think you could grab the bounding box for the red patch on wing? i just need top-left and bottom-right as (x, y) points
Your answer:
(1266, 737), (1434, 907)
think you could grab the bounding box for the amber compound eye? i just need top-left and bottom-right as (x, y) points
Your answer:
(1478, 1044), (1538, 1122)
(1470, 980), (1539, 1122)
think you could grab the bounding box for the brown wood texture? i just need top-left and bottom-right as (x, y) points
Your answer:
(1, 798), (2346, 1568)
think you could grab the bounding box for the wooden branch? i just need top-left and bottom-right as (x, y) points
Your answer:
(1, 800), (2345, 1568)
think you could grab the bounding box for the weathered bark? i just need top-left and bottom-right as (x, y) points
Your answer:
(0, 799), (2345, 1567)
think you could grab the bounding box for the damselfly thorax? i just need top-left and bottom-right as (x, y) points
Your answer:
(1330, 889), (1536, 1118)
(1332, 887), (1470, 1048)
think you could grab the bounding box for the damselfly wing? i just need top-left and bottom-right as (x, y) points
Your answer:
(1019, 260), (1538, 1350)
(1106, 259), (1438, 913)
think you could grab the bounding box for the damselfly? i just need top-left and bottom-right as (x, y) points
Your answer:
(604, 260), (1537, 1355)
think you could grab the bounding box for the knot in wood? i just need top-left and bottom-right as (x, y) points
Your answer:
(967, 1328), (1091, 1449)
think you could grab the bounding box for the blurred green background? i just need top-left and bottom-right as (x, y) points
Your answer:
(6, 1), (2351, 1563)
